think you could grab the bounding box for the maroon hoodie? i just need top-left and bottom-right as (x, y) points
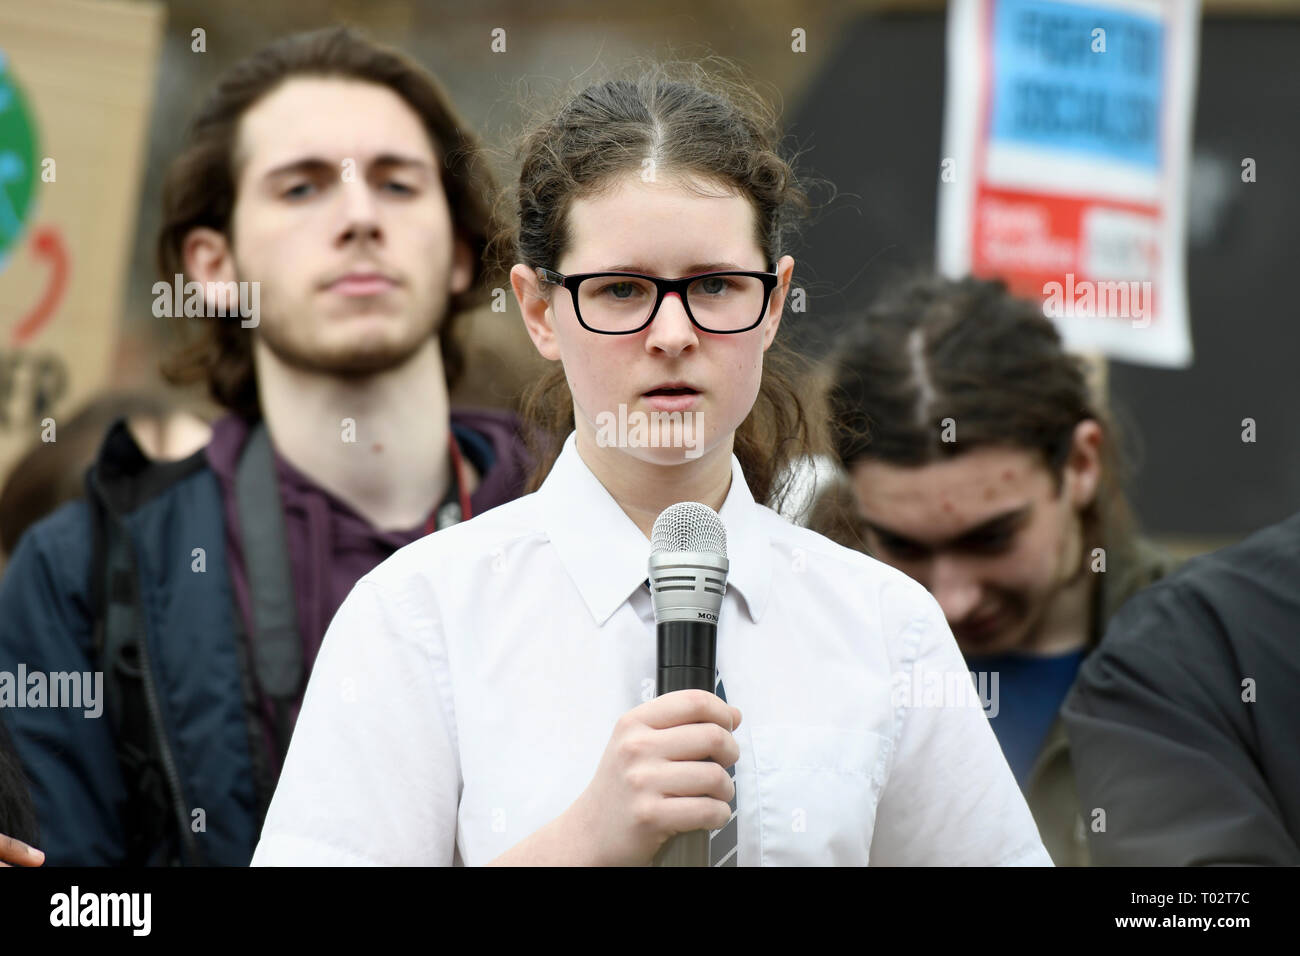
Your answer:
(205, 406), (530, 772)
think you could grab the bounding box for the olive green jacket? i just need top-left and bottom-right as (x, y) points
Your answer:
(1024, 536), (1175, 866)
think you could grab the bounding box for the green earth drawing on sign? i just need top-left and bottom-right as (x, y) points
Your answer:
(0, 48), (39, 274)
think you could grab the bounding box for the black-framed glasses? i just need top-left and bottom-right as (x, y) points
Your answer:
(536, 266), (780, 334)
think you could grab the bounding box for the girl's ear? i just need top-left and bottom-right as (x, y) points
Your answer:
(511, 264), (562, 361)
(760, 254), (795, 351)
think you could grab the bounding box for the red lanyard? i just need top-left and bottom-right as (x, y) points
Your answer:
(423, 431), (473, 535)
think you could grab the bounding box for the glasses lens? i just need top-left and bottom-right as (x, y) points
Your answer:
(576, 273), (767, 332)
(576, 275), (658, 332)
(685, 273), (767, 331)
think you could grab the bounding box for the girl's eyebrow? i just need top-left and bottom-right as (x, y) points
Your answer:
(601, 261), (747, 274)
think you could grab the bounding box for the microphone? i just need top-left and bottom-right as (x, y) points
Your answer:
(647, 501), (729, 868)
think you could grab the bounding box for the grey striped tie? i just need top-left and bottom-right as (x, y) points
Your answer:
(709, 671), (738, 866)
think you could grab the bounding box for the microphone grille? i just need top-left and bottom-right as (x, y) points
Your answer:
(650, 502), (727, 558)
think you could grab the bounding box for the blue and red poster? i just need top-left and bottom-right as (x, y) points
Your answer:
(937, 0), (1199, 367)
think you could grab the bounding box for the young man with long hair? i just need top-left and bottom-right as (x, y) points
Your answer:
(0, 26), (527, 865)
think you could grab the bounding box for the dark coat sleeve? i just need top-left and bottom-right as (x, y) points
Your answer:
(0, 501), (129, 864)
(1062, 568), (1300, 865)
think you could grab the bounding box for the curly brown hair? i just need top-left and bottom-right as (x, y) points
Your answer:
(158, 25), (502, 420)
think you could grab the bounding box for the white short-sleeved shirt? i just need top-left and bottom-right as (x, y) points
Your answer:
(251, 432), (1053, 866)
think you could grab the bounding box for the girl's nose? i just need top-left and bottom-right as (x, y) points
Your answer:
(644, 292), (698, 356)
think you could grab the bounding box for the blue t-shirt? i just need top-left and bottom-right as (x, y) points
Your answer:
(963, 648), (1086, 791)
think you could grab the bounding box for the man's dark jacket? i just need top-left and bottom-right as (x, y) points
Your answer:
(1063, 509), (1300, 865)
(0, 411), (527, 865)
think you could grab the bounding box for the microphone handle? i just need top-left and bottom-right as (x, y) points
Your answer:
(652, 620), (717, 868)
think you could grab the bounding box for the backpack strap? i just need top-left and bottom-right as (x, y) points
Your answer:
(234, 421), (305, 762)
(228, 580), (277, 833)
(88, 485), (192, 865)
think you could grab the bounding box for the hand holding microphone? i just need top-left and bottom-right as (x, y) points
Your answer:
(568, 689), (741, 866)
(566, 502), (739, 866)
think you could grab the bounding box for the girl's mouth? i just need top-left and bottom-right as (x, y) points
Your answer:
(642, 387), (701, 412)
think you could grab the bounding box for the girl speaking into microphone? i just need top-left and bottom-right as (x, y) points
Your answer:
(252, 59), (1051, 867)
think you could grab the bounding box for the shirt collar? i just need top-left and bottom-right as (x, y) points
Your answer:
(538, 432), (772, 627)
